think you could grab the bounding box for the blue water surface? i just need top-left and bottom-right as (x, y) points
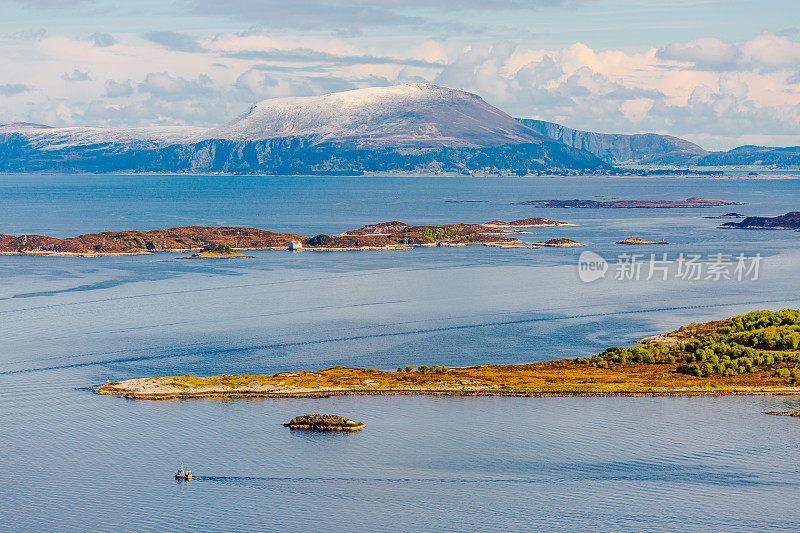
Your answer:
(1, 174), (799, 532)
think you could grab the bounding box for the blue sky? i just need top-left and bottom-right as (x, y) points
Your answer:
(1, 0), (798, 149)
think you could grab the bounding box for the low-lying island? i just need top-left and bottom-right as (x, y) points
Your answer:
(94, 362), (800, 400)
(95, 309), (800, 401)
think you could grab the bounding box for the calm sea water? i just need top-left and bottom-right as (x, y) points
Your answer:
(1, 174), (799, 531)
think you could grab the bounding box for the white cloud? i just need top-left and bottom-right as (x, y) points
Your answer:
(138, 72), (214, 100)
(739, 32), (800, 71)
(657, 38), (740, 69)
(658, 32), (800, 73)
(0, 28), (798, 150)
(103, 79), (134, 97)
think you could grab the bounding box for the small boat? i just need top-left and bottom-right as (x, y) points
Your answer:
(175, 462), (192, 480)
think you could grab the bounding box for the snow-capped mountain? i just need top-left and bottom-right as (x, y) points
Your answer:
(205, 84), (546, 148)
(0, 84), (606, 174)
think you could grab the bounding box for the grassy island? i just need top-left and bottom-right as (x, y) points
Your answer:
(95, 310), (800, 400)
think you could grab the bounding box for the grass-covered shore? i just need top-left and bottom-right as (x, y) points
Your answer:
(96, 310), (800, 400)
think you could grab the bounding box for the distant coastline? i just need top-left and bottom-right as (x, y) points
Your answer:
(515, 197), (742, 208)
(2, 170), (798, 179)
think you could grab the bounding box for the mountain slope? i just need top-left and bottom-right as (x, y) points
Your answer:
(518, 118), (708, 165)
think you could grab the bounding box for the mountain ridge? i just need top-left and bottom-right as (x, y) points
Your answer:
(518, 118), (800, 168)
(517, 118), (708, 165)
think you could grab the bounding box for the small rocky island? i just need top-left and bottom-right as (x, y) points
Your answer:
(704, 212), (746, 219)
(484, 218), (574, 228)
(283, 414), (365, 432)
(616, 238), (669, 245)
(515, 197), (742, 208)
(718, 211), (800, 230)
(534, 238), (583, 247)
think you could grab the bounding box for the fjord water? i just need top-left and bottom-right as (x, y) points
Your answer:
(2, 174), (800, 531)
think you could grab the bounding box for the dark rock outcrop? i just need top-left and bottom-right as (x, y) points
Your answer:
(283, 414), (365, 431)
(719, 212), (800, 230)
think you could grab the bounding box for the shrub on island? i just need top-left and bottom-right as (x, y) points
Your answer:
(304, 234), (333, 246)
(588, 309), (800, 381)
(416, 365), (450, 374)
(201, 243), (235, 254)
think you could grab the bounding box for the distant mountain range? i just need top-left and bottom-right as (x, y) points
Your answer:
(518, 119), (799, 167)
(0, 84), (604, 174)
(0, 83), (796, 174)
